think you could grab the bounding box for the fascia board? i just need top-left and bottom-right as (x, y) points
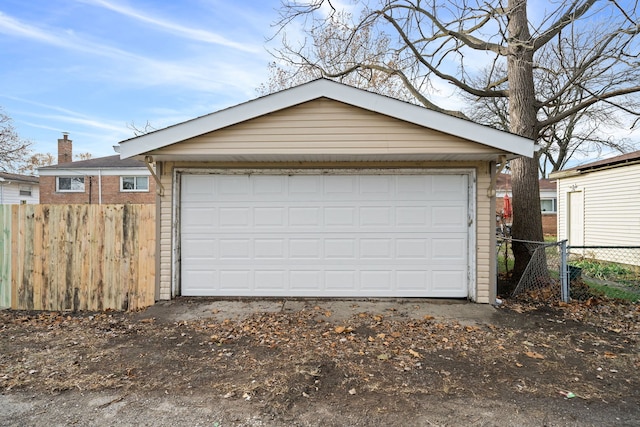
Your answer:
(119, 79), (534, 159)
(38, 168), (150, 177)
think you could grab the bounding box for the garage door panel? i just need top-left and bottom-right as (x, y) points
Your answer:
(325, 270), (357, 290)
(291, 271), (321, 290)
(432, 205), (466, 228)
(255, 239), (285, 259)
(255, 270), (286, 290)
(396, 270), (429, 291)
(219, 208), (250, 227)
(219, 239), (250, 260)
(360, 271), (393, 290)
(289, 239), (321, 259)
(359, 206), (392, 227)
(431, 237), (467, 261)
(181, 207), (216, 231)
(324, 207), (356, 226)
(181, 238), (215, 259)
(324, 175), (356, 198)
(359, 176), (392, 199)
(432, 175), (467, 197)
(289, 175), (321, 197)
(395, 206), (429, 227)
(253, 175), (285, 195)
(325, 239), (356, 259)
(432, 270), (467, 296)
(396, 239), (428, 259)
(360, 239), (393, 259)
(219, 270), (250, 291)
(181, 173), (469, 297)
(289, 207), (320, 227)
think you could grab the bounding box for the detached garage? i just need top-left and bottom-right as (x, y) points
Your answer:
(119, 79), (534, 303)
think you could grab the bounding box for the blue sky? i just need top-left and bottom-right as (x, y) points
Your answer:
(0, 0), (281, 158)
(1, 0), (638, 163)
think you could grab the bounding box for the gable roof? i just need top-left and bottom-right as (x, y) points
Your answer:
(550, 150), (640, 179)
(119, 79), (534, 160)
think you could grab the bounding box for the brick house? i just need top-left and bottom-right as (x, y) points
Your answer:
(495, 173), (557, 236)
(38, 134), (155, 204)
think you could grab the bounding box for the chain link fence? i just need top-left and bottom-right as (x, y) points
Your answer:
(567, 246), (640, 293)
(498, 237), (640, 302)
(497, 237), (566, 301)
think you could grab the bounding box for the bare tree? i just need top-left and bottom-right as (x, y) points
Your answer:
(0, 108), (32, 173)
(18, 153), (56, 175)
(272, 0), (640, 277)
(75, 152), (93, 161)
(463, 33), (638, 177)
(127, 121), (157, 136)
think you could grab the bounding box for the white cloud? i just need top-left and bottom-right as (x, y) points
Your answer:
(77, 0), (261, 53)
(0, 10), (270, 94)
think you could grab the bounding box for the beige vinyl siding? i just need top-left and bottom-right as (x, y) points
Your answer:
(474, 163), (492, 303)
(155, 161), (495, 303)
(557, 163), (640, 247)
(158, 165), (174, 300)
(151, 99), (499, 157)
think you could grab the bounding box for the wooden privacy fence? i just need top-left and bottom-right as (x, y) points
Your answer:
(0, 204), (155, 311)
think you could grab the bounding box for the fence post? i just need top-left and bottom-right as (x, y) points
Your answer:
(560, 240), (569, 303)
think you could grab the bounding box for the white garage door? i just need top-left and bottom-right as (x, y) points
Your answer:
(180, 172), (470, 297)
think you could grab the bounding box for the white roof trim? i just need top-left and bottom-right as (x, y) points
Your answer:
(38, 168), (150, 177)
(119, 79), (534, 159)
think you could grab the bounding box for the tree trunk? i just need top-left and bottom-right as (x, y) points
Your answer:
(507, 0), (544, 279)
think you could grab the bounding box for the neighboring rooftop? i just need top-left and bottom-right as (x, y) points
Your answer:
(568, 150), (640, 172)
(0, 171), (39, 184)
(38, 155), (147, 171)
(550, 150), (640, 179)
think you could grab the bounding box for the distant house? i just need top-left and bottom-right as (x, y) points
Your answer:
(550, 150), (640, 248)
(495, 173), (557, 235)
(38, 133), (155, 204)
(0, 172), (39, 204)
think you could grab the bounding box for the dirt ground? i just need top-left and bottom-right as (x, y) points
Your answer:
(1, 296), (639, 426)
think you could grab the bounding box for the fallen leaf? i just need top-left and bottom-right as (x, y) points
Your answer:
(515, 362), (523, 367)
(604, 352), (617, 359)
(408, 349), (422, 358)
(423, 315), (435, 321)
(378, 354), (390, 360)
(525, 351), (545, 360)
(334, 326), (346, 334)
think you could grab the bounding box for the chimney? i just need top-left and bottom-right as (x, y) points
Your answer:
(58, 132), (72, 164)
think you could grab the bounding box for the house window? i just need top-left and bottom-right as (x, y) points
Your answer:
(19, 185), (32, 196)
(121, 176), (149, 192)
(541, 198), (557, 213)
(56, 177), (85, 192)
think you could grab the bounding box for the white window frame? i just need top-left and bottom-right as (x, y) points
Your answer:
(540, 198), (557, 214)
(120, 176), (149, 192)
(56, 176), (85, 192)
(19, 185), (32, 196)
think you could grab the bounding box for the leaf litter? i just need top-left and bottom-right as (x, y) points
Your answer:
(0, 298), (638, 416)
